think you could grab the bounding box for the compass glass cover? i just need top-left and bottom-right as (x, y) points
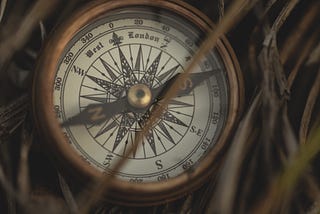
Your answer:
(53, 6), (229, 183)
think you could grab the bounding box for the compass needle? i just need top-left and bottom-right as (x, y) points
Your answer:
(33, 0), (243, 205)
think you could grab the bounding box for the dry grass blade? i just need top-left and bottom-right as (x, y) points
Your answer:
(287, 29), (320, 90)
(304, 175), (320, 213)
(280, 1), (320, 64)
(259, 37), (282, 167)
(281, 103), (299, 158)
(235, 132), (260, 213)
(309, 110), (320, 142)
(249, 1), (303, 212)
(17, 128), (32, 202)
(0, 0), (7, 23)
(250, 0), (299, 94)
(255, 123), (320, 213)
(161, 203), (172, 214)
(58, 172), (79, 214)
(260, 0), (301, 96)
(206, 92), (262, 213)
(218, 0), (225, 21)
(254, 0), (280, 19)
(259, 0), (303, 168)
(191, 163), (221, 212)
(0, 122), (34, 213)
(264, 0), (279, 14)
(299, 68), (320, 144)
(271, 0), (300, 33)
(307, 42), (320, 66)
(180, 194), (193, 214)
(213, 0), (303, 212)
(248, 0), (280, 74)
(0, 160), (27, 211)
(0, 0), (59, 72)
(308, 201), (320, 214)
(0, 94), (29, 139)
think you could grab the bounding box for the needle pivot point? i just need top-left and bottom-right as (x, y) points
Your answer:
(127, 84), (152, 109)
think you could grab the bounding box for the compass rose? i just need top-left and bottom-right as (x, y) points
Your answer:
(78, 42), (195, 158)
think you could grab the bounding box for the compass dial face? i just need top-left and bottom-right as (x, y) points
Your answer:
(52, 5), (230, 183)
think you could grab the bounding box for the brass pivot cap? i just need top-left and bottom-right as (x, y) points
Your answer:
(127, 84), (152, 109)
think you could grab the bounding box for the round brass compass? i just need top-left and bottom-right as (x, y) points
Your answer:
(33, 0), (243, 205)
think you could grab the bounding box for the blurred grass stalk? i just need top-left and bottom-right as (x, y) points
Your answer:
(258, 116), (320, 213)
(0, 0), (59, 75)
(0, 0), (7, 23)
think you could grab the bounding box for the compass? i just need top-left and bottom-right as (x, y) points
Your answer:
(33, 0), (243, 205)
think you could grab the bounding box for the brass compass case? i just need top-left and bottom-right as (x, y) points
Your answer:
(33, 0), (243, 205)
